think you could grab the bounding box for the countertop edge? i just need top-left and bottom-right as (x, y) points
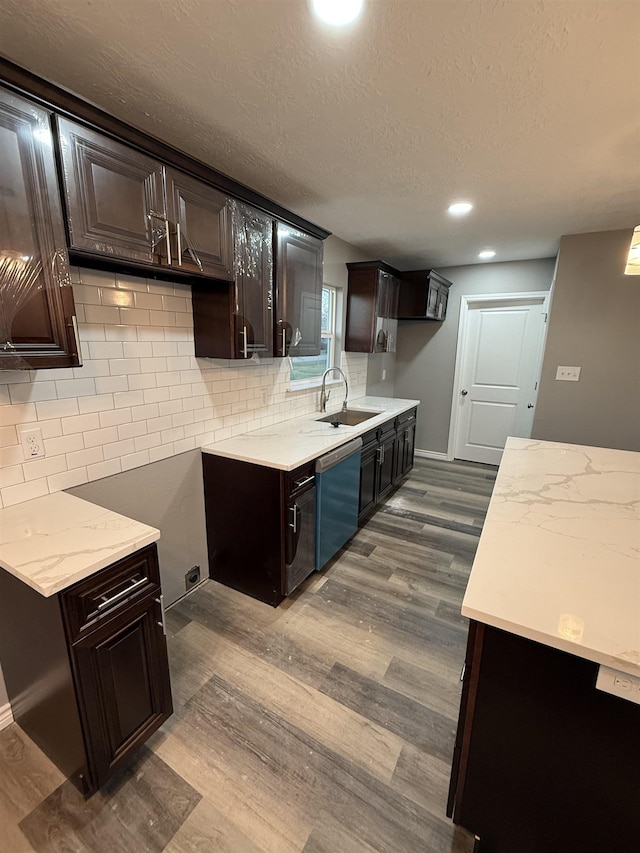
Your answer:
(201, 397), (420, 471)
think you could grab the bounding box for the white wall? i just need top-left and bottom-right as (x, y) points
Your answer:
(394, 259), (556, 455)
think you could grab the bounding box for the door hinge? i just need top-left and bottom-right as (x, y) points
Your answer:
(534, 381), (538, 391)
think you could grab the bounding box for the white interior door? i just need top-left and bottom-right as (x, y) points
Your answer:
(453, 295), (548, 465)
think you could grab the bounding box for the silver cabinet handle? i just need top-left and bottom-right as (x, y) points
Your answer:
(282, 328), (287, 356)
(461, 389), (468, 396)
(156, 594), (166, 635)
(98, 576), (148, 610)
(241, 324), (248, 358)
(176, 222), (182, 267)
(164, 219), (172, 266)
(460, 663), (466, 682)
(293, 475), (314, 491)
(290, 504), (297, 534)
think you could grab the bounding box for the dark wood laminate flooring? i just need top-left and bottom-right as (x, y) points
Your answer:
(0, 457), (497, 853)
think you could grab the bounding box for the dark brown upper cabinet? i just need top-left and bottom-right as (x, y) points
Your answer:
(192, 202), (273, 359)
(57, 117), (167, 266)
(398, 269), (453, 321)
(57, 121), (234, 280)
(345, 261), (401, 353)
(274, 224), (323, 357)
(0, 88), (79, 369)
(164, 168), (233, 280)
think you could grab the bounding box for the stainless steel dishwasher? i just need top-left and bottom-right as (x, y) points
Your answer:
(315, 437), (363, 570)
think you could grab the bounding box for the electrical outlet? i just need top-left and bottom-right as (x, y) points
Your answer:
(185, 565), (201, 592)
(596, 665), (640, 705)
(19, 427), (44, 460)
(555, 366), (581, 381)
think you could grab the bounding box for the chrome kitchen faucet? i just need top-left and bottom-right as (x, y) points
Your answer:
(320, 367), (349, 413)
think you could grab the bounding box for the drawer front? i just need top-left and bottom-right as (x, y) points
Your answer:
(378, 416), (397, 439)
(397, 407), (417, 425)
(62, 545), (160, 642)
(286, 461), (316, 498)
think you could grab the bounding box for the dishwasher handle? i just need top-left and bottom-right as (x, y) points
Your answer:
(315, 437), (363, 473)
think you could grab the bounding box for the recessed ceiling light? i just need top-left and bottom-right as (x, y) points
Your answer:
(478, 250), (496, 260)
(312, 0), (363, 26)
(447, 201), (474, 217)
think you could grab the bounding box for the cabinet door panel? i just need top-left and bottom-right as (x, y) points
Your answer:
(274, 225), (323, 357)
(58, 117), (166, 264)
(377, 432), (396, 500)
(71, 595), (172, 788)
(359, 446), (378, 521)
(165, 169), (233, 280)
(0, 89), (79, 368)
(233, 202), (273, 356)
(284, 487), (316, 595)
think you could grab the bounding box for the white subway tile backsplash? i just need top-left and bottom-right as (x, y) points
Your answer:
(127, 374), (157, 391)
(55, 378), (97, 399)
(84, 305), (120, 325)
(1, 477), (49, 507)
(0, 464), (24, 489)
(48, 468), (88, 492)
(120, 450), (150, 471)
(109, 358), (141, 376)
(118, 421), (148, 441)
(101, 288), (135, 308)
(0, 267), (368, 507)
(0, 403), (37, 426)
(78, 394), (115, 414)
(0, 425), (17, 447)
(103, 438), (135, 460)
(114, 390), (144, 409)
(88, 341), (124, 360)
(84, 426), (119, 448)
(66, 446), (104, 469)
(61, 413), (101, 435)
(94, 376), (129, 394)
(99, 408), (132, 428)
(86, 458), (122, 481)
(44, 434), (84, 457)
(23, 455), (67, 482)
(105, 324), (138, 342)
(8, 382), (57, 404)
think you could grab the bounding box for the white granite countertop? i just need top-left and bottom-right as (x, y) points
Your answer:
(462, 437), (640, 676)
(201, 396), (420, 470)
(0, 491), (160, 598)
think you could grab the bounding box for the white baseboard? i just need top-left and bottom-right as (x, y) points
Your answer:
(0, 702), (13, 731)
(414, 448), (452, 461)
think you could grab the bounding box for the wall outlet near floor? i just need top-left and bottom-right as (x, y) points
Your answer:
(555, 365), (581, 381)
(596, 665), (640, 705)
(185, 565), (201, 592)
(19, 427), (44, 460)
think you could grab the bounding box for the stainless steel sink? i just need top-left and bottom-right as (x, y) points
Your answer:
(316, 409), (380, 427)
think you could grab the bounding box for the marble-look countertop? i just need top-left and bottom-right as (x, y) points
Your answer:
(462, 437), (640, 676)
(0, 491), (160, 597)
(201, 396), (420, 470)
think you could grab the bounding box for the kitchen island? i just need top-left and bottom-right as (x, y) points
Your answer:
(448, 437), (640, 853)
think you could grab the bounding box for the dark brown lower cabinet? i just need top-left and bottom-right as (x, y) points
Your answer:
(448, 622), (640, 853)
(358, 409), (417, 524)
(0, 544), (172, 797)
(202, 453), (316, 606)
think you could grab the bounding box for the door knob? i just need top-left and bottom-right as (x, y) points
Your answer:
(527, 403), (534, 408)
(461, 389), (468, 396)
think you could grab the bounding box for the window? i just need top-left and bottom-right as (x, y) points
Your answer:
(289, 286), (336, 384)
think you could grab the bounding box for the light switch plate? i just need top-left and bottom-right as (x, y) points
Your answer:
(596, 665), (640, 705)
(556, 366), (581, 381)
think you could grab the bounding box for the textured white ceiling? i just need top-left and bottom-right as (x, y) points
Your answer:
(1, 0), (639, 267)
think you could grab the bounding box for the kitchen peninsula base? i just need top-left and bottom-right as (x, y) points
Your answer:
(448, 622), (640, 853)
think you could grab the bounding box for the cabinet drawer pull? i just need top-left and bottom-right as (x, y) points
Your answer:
(97, 576), (148, 610)
(176, 221), (182, 266)
(293, 475), (314, 491)
(290, 504), (298, 534)
(240, 325), (248, 358)
(156, 595), (166, 635)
